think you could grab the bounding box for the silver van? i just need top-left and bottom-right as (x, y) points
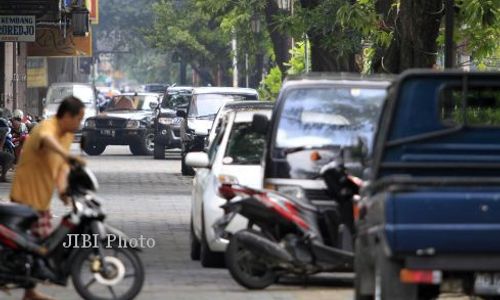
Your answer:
(44, 82), (97, 135)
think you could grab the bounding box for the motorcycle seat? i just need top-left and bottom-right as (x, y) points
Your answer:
(0, 202), (38, 231)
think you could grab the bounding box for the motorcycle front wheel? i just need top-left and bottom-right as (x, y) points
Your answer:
(225, 230), (277, 290)
(71, 245), (145, 300)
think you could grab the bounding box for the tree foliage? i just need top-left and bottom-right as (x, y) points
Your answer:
(95, 0), (169, 84)
(147, 0), (240, 85)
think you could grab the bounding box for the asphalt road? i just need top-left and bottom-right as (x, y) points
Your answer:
(0, 145), (354, 300)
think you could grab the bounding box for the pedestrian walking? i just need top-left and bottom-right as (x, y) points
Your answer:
(10, 96), (85, 300)
(0, 126), (15, 182)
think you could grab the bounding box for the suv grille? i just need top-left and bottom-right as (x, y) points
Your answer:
(95, 119), (127, 129)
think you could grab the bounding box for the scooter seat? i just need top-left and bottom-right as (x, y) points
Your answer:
(0, 202), (38, 231)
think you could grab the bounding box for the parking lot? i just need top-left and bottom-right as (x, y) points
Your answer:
(0, 146), (353, 300)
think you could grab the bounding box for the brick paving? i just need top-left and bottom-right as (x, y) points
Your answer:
(0, 145), (355, 300)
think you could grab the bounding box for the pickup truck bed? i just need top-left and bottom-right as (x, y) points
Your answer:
(384, 187), (500, 254)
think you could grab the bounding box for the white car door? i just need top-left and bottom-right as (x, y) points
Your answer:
(191, 118), (229, 238)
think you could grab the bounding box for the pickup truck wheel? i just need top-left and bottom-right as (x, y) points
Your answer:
(83, 143), (106, 156)
(130, 133), (155, 156)
(154, 143), (166, 159)
(181, 153), (195, 176)
(375, 245), (418, 300)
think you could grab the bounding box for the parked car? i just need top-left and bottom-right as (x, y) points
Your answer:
(250, 74), (390, 261)
(43, 82), (97, 140)
(205, 101), (275, 150)
(260, 74), (390, 200)
(355, 70), (500, 300)
(178, 87), (259, 176)
(186, 107), (272, 267)
(153, 86), (192, 159)
(81, 93), (159, 156)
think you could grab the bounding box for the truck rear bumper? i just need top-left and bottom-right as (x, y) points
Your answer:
(405, 254), (500, 271)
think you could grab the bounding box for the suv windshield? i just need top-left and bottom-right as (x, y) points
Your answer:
(225, 122), (266, 165)
(106, 95), (158, 111)
(188, 93), (258, 119)
(47, 85), (94, 104)
(275, 87), (386, 151)
(161, 92), (191, 110)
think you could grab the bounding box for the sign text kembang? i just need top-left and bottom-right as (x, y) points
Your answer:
(0, 15), (36, 42)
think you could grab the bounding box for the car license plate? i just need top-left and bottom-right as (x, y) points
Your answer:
(100, 129), (115, 137)
(474, 273), (500, 295)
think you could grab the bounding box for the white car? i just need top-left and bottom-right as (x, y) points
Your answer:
(186, 108), (272, 267)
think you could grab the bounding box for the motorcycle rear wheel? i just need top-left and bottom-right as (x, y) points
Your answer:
(71, 245), (144, 300)
(225, 230), (277, 289)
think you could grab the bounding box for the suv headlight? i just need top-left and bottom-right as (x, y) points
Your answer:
(158, 117), (173, 125)
(85, 119), (96, 128)
(275, 185), (306, 201)
(126, 120), (141, 129)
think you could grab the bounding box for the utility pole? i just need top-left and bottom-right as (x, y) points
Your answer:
(245, 53), (249, 88)
(232, 29), (238, 87)
(444, 0), (455, 68)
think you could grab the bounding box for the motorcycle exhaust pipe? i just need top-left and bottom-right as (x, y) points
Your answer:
(235, 230), (293, 263)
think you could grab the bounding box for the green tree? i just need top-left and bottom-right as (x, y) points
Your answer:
(336, 0), (499, 73)
(94, 0), (170, 84)
(147, 0), (233, 85)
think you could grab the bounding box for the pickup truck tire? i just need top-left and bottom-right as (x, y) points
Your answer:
(83, 143), (106, 156)
(375, 245), (419, 300)
(153, 143), (166, 159)
(130, 133), (155, 156)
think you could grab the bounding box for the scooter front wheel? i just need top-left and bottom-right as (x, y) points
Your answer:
(71, 245), (144, 300)
(225, 230), (277, 289)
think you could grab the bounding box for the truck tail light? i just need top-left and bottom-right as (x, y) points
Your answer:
(400, 269), (442, 285)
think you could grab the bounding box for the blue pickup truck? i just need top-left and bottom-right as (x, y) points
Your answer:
(355, 70), (500, 300)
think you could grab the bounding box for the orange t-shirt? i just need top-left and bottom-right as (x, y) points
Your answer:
(10, 117), (73, 211)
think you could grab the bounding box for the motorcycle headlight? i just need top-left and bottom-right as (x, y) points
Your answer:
(275, 185), (306, 201)
(126, 120), (140, 129)
(84, 119), (96, 128)
(158, 117), (173, 125)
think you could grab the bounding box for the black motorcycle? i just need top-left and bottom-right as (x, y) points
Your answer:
(0, 160), (144, 300)
(214, 148), (362, 289)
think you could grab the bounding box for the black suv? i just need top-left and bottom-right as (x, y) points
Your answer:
(153, 87), (192, 159)
(177, 87), (259, 175)
(82, 93), (159, 156)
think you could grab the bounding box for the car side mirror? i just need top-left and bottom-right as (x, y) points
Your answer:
(252, 114), (269, 135)
(176, 110), (187, 119)
(185, 152), (210, 169)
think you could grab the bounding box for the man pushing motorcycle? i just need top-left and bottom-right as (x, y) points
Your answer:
(10, 96), (85, 300)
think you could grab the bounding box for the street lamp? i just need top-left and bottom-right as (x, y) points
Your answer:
(276, 0), (292, 11)
(250, 14), (261, 34)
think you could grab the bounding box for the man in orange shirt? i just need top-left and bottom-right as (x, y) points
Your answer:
(10, 96), (85, 300)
